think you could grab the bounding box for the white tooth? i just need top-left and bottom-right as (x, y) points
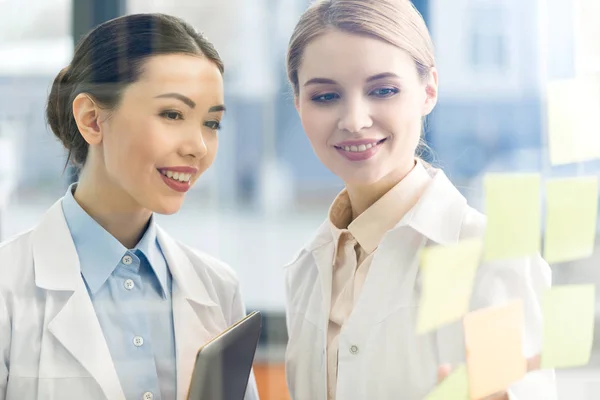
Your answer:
(166, 171), (173, 178)
(344, 146), (351, 151)
(173, 172), (179, 180)
(186, 173), (192, 181)
(350, 145), (358, 152)
(366, 143), (373, 149)
(358, 144), (367, 152)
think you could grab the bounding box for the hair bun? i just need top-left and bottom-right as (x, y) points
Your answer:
(46, 66), (72, 142)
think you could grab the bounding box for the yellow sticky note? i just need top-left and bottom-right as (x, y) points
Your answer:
(464, 300), (526, 399)
(484, 174), (541, 261)
(541, 285), (596, 369)
(544, 177), (598, 263)
(547, 78), (600, 165)
(416, 238), (483, 334)
(424, 365), (469, 400)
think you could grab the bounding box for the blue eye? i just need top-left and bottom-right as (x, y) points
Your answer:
(204, 120), (222, 130)
(311, 93), (340, 103)
(370, 87), (400, 98)
(160, 110), (184, 120)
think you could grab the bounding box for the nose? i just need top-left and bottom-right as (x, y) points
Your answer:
(338, 96), (373, 133)
(179, 127), (208, 160)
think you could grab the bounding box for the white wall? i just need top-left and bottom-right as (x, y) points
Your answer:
(431, 0), (540, 101)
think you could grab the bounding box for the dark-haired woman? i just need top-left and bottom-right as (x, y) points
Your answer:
(0, 13), (258, 400)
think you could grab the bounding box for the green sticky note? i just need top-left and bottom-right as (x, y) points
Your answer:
(541, 285), (596, 369)
(544, 177), (598, 263)
(484, 174), (541, 261)
(417, 238), (483, 334)
(547, 78), (600, 166)
(424, 365), (469, 400)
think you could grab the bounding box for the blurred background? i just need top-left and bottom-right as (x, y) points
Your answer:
(0, 0), (599, 398)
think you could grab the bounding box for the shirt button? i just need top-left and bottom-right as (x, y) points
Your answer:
(143, 392), (153, 400)
(133, 336), (144, 347)
(122, 255), (133, 265)
(124, 279), (135, 290)
(350, 345), (359, 355)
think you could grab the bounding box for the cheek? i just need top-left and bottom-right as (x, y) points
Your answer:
(104, 117), (163, 174)
(299, 106), (334, 148)
(381, 101), (422, 138)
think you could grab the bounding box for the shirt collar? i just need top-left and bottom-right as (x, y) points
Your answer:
(399, 167), (468, 246)
(134, 218), (169, 298)
(61, 183), (168, 297)
(328, 160), (432, 253)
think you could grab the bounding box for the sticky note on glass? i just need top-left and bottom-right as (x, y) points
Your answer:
(416, 238), (483, 334)
(541, 285), (596, 369)
(484, 174), (541, 261)
(424, 365), (469, 400)
(544, 177), (598, 263)
(464, 300), (526, 399)
(547, 78), (600, 165)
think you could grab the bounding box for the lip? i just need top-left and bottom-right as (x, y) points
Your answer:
(334, 138), (387, 147)
(334, 138), (387, 162)
(157, 166), (198, 193)
(159, 172), (192, 193)
(157, 166), (199, 174)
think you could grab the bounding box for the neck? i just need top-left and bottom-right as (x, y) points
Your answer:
(74, 167), (152, 249)
(345, 159), (416, 220)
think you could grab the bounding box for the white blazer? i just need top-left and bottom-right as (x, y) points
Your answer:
(0, 199), (259, 400)
(284, 168), (557, 400)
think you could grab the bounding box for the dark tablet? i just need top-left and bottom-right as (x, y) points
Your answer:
(186, 311), (262, 400)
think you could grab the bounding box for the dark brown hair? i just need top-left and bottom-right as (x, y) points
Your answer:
(46, 13), (224, 168)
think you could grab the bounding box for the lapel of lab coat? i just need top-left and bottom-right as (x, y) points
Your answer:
(304, 221), (336, 337)
(32, 199), (126, 400)
(299, 221), (335, 400)
(156, 227), (221, 400)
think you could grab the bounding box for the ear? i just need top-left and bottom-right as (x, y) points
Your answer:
(422, 67), (439, 117)
(72, 93), (103, 146)
(294, 94), (300, 113)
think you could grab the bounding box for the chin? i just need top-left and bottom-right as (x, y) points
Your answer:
(148, 198), (185, 216)
(338, 171), (385, 187)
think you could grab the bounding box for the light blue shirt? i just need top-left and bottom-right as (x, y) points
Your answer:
(62, 184), (177, 400)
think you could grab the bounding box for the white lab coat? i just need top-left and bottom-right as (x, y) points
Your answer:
(0, 199), (259, 400)
(284, 168), (557, 400)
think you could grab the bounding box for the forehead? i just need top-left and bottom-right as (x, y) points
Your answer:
(129, 54), (224, 101)
(298, 30), (418, 84)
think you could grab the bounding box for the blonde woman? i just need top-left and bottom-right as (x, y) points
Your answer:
(283, 1), (556, 399)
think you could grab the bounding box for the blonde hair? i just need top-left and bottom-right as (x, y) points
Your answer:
(286, 0), (437, 163)
(286, 0), (435, 96)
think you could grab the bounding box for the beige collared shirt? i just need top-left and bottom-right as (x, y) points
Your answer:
(326, 160), (432, 400)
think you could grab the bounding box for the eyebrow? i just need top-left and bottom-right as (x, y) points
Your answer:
(155, 93), (196, 108)
(208, 104), (226, 113)
(365, 72), (401, 82)
(155, 93), (226, 112)
(303, 72), (402, 87)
